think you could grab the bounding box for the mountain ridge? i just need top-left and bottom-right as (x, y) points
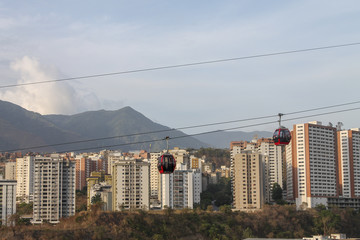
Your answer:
(0, 100), (272, 152)
(0, 101), (209, 152)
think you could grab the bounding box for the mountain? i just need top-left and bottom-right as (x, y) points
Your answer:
(193, 130), (273, 148)
(0, 100), (209, 153)
(0, 100), (81, 153)
(45, 106), (210, 152)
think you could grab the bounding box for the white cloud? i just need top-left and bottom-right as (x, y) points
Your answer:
(0, 56), (102, 115)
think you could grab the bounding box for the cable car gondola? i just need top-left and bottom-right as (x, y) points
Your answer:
(157, 137), (176, 174)
(273, 113), (291, 146)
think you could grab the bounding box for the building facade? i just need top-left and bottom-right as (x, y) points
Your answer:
(112, 159), (150, 210)
(0, 180), (16, 225)
(337, 128), (360, 198)
(16, 156), (34, 203)
(286, 121), (339, 209)
(149, 153), (161, 201)
(87, 171), (112, 210)
(257, 139), (284, 202)
(4, 162), (16, 180)
(232, 151), (265, 211)
(32, 155), (76, 224)
(160, 169), (201, 209)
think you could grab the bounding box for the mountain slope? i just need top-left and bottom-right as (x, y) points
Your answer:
(45, 106), (210, 152)
(0, 100), (209, 152)
(0, 100), (81, 152)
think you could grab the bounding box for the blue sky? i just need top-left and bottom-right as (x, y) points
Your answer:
(1, 1), (360, 134)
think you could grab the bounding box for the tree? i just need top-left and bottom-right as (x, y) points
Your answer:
(91, 194), (102, 205)
(314, 204), (340, 235)
(272, 183), (283, 203)
(16, 202), (33, 215)
(219, 205), (232, 214)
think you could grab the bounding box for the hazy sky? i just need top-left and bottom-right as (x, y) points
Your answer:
(1, 1), (360, 134)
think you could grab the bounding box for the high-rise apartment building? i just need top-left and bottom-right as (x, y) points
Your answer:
(337, 128), (360, 198)
(160, 169), (201, 209)
(232, 151), (265, 211)
(107, 151), (122, 175)
(0, 180), (16, 226)
(149, 152), (161, 200)
(286, 121), (339, 209)
(75, 155), (92, 190)
(257, 139), (284, 202)
(230, 138), (284, 204)
(286, 140), (294, 201)
(112, 159), (150, 210)
(16, 156), (34, 203)
(32, 155), (76, 224)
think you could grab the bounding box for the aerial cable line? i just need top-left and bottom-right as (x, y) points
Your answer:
(4, 105), (360, 153)
(2, 99), (360, 152)
(2, 113), (278, 152)
(1, 42), (360, 89)
(59, 106), (360, 153)
(62, 120), (280, 153)
(285, 100), (360, 115)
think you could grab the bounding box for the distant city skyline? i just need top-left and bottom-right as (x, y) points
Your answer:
(0, 1), (360, 133)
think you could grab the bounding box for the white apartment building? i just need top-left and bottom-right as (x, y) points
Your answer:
(0, 180), (16, 226)
(108, 151), (122, 174)
(257, 140), (284, 202)
(160, 169), (201, 209)
(287, 121), (339, 209)
(112, 159), (150, 210)
(286, 141), (294, 201)
(337, 128), (360, 198)
(5, 162), (16, 180)
(32, 155), (76, 224)
(16, 156), (34, 203)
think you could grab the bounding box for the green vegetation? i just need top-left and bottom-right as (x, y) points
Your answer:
(91, 194), (102, 205)
(272, 182), (286, 205)
(194, 148), (230, 168)
(16, 202), (33, 215)
(0, 205), (359, 239)
(200, 177), (232, 209)
(76, 188), (88, 212)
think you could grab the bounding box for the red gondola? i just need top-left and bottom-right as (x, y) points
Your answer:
(157, 137), (176, 174)
(158, 153), (176, 174)
(273, 113), (291, 146)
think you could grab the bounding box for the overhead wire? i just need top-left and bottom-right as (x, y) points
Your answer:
(2, 99), (360, 152)
(1, 42), (360, 89)
(3, 103), (360, 153)
(60, 106), (360, 153)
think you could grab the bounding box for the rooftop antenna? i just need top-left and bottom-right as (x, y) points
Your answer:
(336, 122), (343, 131)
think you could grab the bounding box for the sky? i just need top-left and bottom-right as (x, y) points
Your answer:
(1, 0), (360, 135)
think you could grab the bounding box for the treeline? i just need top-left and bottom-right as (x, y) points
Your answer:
(193, 148), (230, 168)
(2, 205), (360, 239)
